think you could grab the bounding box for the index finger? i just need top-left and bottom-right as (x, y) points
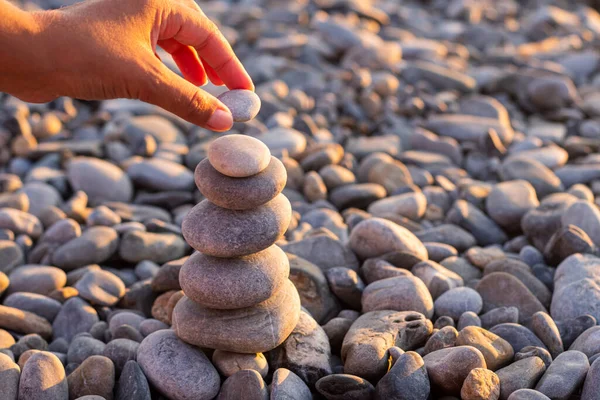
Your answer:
(168, 4), (254, 91)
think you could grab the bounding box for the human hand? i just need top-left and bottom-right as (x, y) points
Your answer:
(29, 0), (253, 131)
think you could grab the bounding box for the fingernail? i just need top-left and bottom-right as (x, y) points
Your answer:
(207, 108), (233, 131)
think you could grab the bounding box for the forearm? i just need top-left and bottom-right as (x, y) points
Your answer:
(0, 1), (55, 101)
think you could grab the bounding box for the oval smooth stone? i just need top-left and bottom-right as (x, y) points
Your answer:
(180, 245), (290, 309)
(207, 134), (270, 177)
(173, 280), (301, 353)
(195, 156), (286, 210)
(182, 194), (292, 258)
(217, 90), (262, 123)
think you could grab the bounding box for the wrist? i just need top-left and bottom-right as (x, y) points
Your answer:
(0, 5), (65, 102)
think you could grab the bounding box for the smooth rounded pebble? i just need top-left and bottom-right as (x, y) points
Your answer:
(51, 226), (119, 270)
(74, 269), (126, 306)
(212, 350), (269, 378)
(423, 346), (487, 395)
(217, 90), (262, 122)
(66, 157), (133, 205)
(0, 352), (19, 400)
(18, 351), (67, 400)
(137, 329), (220, 400)
(195, 156), (286, 210)
(182, 194), (291, 258)
(349, 217), (428, 260)
(0, 305), (52, 339)
(52, 297), (99, 341)
(173, 280), (301, 353)
(207, 134), (270, 177)
(7, 265), (66, 296)
(217, 369), (268, 400)
(67, 355), (115, 400)
(435, 287), (483, 320)
(361, 276), (434, 318)
(180, 244), (289, 309)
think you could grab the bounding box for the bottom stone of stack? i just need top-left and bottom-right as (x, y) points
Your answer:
(172, 279), (301, 353)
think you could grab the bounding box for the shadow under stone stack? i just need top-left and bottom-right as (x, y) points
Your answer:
(172, 134), (301, 353)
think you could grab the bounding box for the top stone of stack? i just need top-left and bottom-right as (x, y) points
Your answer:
(207, 134), (271, 178)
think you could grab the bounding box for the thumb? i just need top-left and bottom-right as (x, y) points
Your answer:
(137, 59), (233, 131)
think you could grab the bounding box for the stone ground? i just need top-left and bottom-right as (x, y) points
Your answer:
(3, 0), (600, 399)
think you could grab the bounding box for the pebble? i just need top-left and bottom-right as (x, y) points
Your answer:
(180, 245), (289, 309)
(424, 326), (458, 355)
(18, 351), (67, 400)
(52, 297), (99, 341)
(102, 338), (139, 373)
(514, 347), (552, 369)
(3, 292), (61, 322)
(181, 194), (291, 258)
(416, 224), (477, 252)
(362, 276), (434, 318)
(266, 310), (332, 387)
(126, 158), (194, 191)
(476, 273), (547, 322)
(412, 260), (464, 299)
(173, 280), (300, 353)
(569, 326), (600, 358)
(551, 254), (600, 322)
(212, 350), (268, 378)
(259, 127), (307, 158)
(582, 358), (600, 400)
(74, 269), (125, 306)
(118, 231), (187, 264)
(447, 200), (508, 246)
(496, 357), (547, 400)
(217, 90), (261, 122)
(530, 312), (563, 358)
(0, 208), (42, 239)
(316, 374), (375, 400)
(270, 368), (312, 400)
(67, 355), (115, 400)
(0, 352), (19, 400)
(207, 134), (269, 178)
(461, 368), (500, 400)
(288, 253), (340, 323)
(535, 350), (589, 399)
(325, 267), (364, 310)
(423, 346), (487, 395)
(435, 287), (483, 320)
(489, 323), (546, 354)
(456, 326), (514, 371)
(52, 226), (119, 270)
(137, 329), (220, 400)
(486, 180), (539, 231)
(507, 389), (551, 400)
(342, 310), (432, 382)
(66, 335), (105, 364)
(116, 360), (151, 400)
(281, 234), (359, 272)
(195, 156), (286, 210)
(217, 369), (268, 400)
(0, 305), (52, 339)
(375, 351), (430, 400)
(66, 157), (132, 205)
(349, 217), (428, 260)
(0, 242), (22, 275)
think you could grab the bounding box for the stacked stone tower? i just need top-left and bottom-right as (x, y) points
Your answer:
(172, 134), (301, 353)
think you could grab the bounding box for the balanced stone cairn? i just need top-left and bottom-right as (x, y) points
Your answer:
(172, 134), (301, 353)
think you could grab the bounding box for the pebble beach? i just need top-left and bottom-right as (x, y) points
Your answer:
(3, 0), (600, 399)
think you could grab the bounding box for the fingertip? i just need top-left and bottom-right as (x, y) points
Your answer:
(206, 108), (233, 132)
